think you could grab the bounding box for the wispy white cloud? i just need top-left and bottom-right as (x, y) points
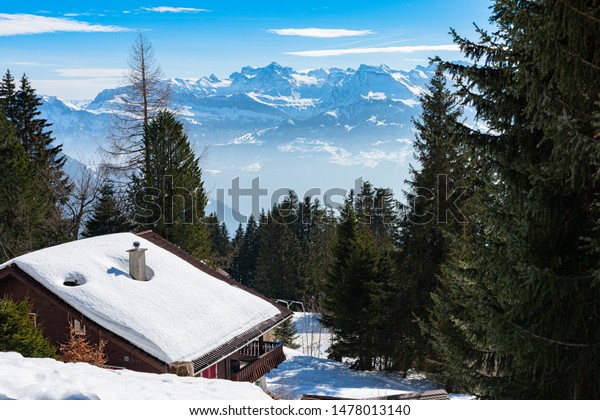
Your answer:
(286, 44), (459, 57)
(11, 61), (42, 66)
(0, 13), (130, 36)
(279, 139), (411, 168)
(268, 28), (373, 38)
(142, 6), (211, 13)
(56, 68), (126, 78)
(242, 162), (262, 172)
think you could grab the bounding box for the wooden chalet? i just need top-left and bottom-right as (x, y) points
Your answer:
(0, 231), (292, 384)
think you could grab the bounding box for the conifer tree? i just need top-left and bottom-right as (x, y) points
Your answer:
(0, 113), (49, 259)
(0, 73), (71, 248)
(390, 69), (466, 372)
(428, 0), (600, 399)
(82, 181), (131, 238)
(13, 75), (70, 203)
(254, 206), (304, 300)
(0, 297), (56, 358)
(230, 215), (260, 287)
(132, 110), (210, 258)
(0, 70), (16, 119)
(273, 318), (301, 349)
(322, 201), (380, 370)
(205, 213), (232, 268)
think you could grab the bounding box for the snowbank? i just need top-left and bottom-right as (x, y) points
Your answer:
(0, 352), (270, 400)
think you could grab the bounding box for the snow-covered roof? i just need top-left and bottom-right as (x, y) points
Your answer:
(0, 233), (282, 364)
(0, 352), (270, 400)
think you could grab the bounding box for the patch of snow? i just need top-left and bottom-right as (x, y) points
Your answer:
(325, 110), (338, 118)
(291, 73), (319, 86)
(246, 92), (315, 109)
(176, 106), (195, 117)
(392, 98), (420, 107)
(292, 313), (331, 359)
(367, 115), (387, 126)
(0, 233), (281, 365)
(362, 91), (387, 101)
(0, 352), (270, 400)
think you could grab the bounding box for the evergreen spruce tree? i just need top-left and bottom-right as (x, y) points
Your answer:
(205, 213), (232, 268)
(0, 70), (16, 119)
(132, 110), (210, 258)
(300, 201), (336, 307)
(273, 318), (301, 349)
(13, 75), (70, 204)
(322, 201), (380, 370)
(230, 215), (260, 287)
(389, 69), (466, 372)
(82, 181), (131, 238)
(428, 0), (600, 399)
(254, 206), (304, 300)
(228, 223), (245, 280)
(0, 113), (49, 259)
(0, 297), (57, 358)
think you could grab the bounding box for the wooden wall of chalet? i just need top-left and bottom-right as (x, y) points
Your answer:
(0, 268), (167, 374)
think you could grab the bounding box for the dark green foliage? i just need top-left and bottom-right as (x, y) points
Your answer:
(82, 181), (131, 238)
(322, 202), (382, 370)
(273, 318), (301, 349)
(230, 215), (260, 287)
(0, 296), (57, 358)
(0, 71), (71, 251)
(13, 75), (70, 205)
(132, 110), (210, 259)
(354, 181), (399, 246)
(390, 69), (466, 372)
(427, 0), (600, 399)
(254, 206), (304, 300)
(0, 70), (16, 120)
(205, 212), (232, 268)
(0, 113), (50, 259)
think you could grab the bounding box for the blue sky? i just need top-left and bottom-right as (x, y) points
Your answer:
(0, 1), (493, 99)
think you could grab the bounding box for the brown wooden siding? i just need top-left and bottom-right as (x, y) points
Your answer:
(0, 265), (168, 374)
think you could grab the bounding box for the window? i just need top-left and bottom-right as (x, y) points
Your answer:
(124, 356), (129, 362)
(73, 319), (86, 336)
(28, 313), (37, 328)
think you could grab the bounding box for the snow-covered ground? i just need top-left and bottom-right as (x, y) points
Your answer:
(266, 312), (473, 400)
(293, 312), (332, 358)
(0, 352), (269, 400)
(266, 347), (441, 399)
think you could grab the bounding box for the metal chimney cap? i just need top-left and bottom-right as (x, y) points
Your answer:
(133, 241), (141, 248)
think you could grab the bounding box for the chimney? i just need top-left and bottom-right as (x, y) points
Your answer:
(127, 241), (148, 281)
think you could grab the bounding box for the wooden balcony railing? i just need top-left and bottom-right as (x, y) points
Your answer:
(231, 341), (285, 383)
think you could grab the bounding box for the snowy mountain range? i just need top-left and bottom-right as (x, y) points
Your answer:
(40, 62), (450, 223)
(41, 62), (435, 156)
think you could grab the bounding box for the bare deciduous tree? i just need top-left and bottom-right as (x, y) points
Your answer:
(104, 33), (171, 173)
(63, 159), (110, 240)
